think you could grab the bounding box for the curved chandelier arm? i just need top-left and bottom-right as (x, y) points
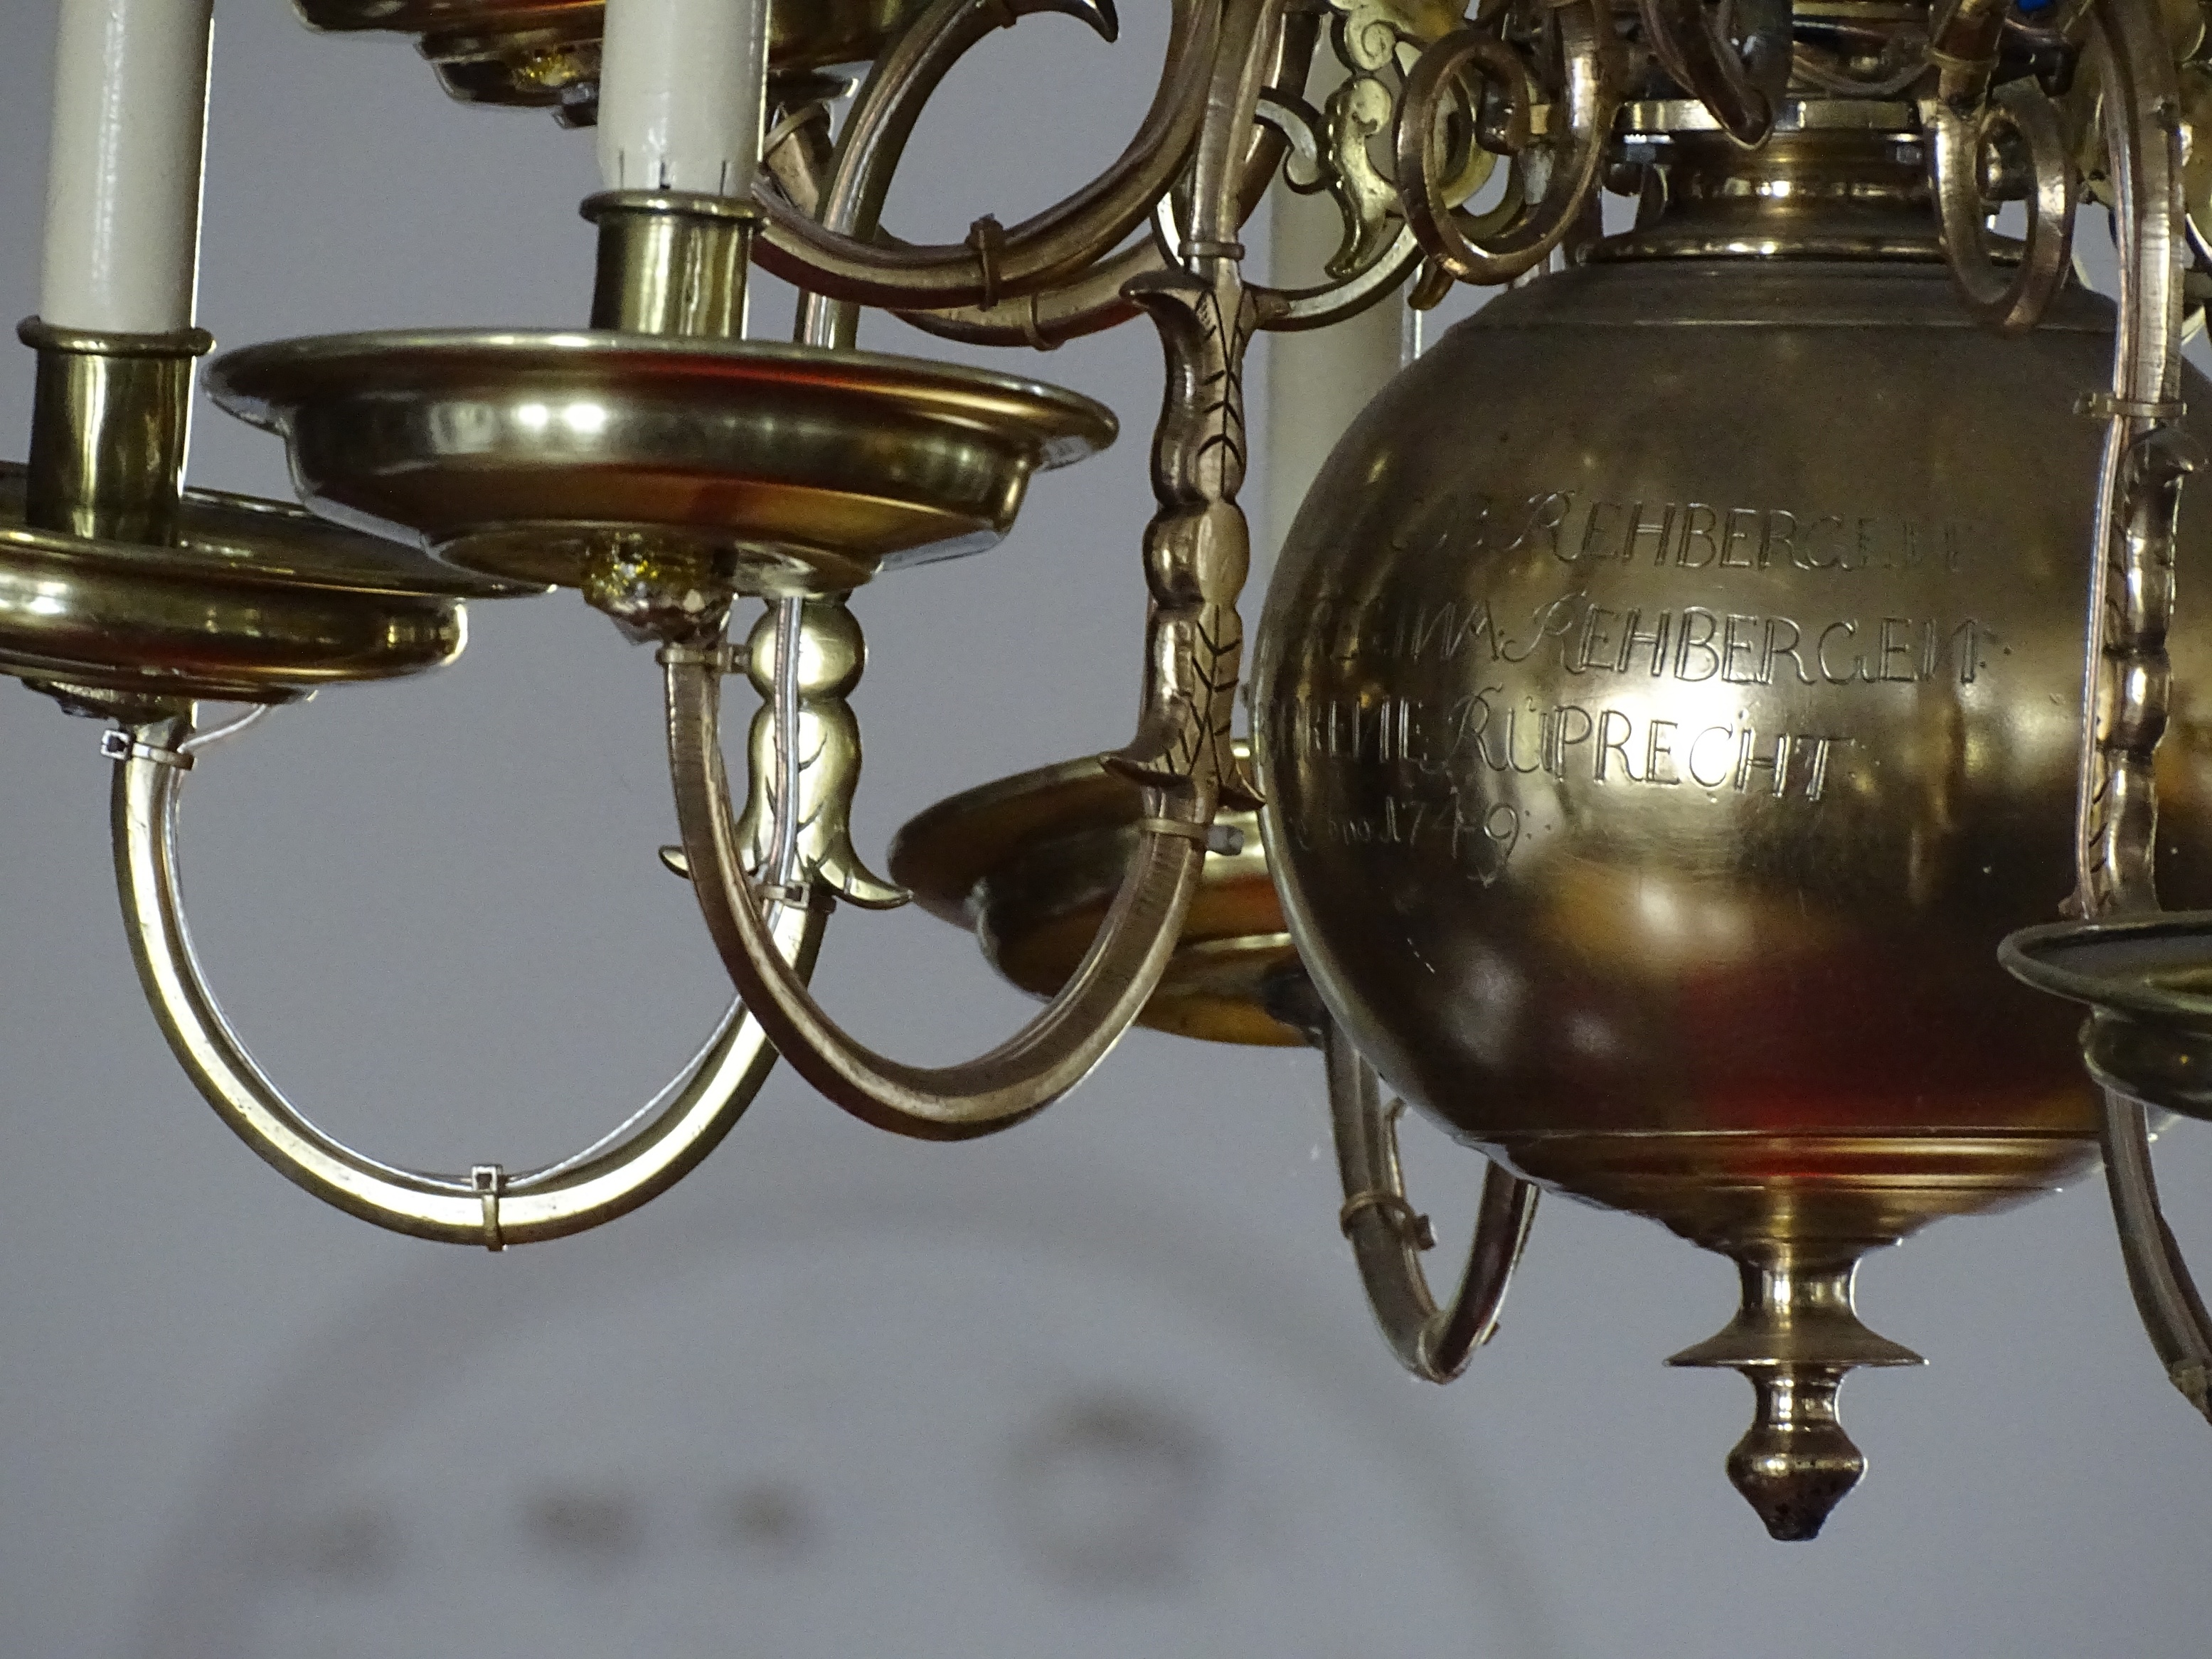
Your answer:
(2068, 0), (2212, 1417)
(896, 239), (1162, 347)
(110, 714), (824, 1248)
(1394, 14), (1619, 287)
(754, 0), (1223, 313)
(1323, 1018), (1538, 1382)
(1928, 50), (2075, 331)
(889, 0), (1318, 348)
(1637, 0), (1775, 146)
(2102, 1094), (2212, 1417)
(663, 657), (1206, 1139)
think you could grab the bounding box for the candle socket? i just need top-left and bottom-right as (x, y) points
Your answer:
(583, 191), (760, 339)
(19, 319), (213, 548)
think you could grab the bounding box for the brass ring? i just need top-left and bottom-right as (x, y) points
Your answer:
(472, 1163), (507, 1253)
(1339, 1188), (1437, 1250)
(967, 214), (1007, 312)
(100, 730), (194, 771)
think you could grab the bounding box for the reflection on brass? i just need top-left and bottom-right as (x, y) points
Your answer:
(584, 192), (760, 338)
(0, 463), (509, 703)
(1667, 1244), (1922, 1542)
(206, 330), (1116, 592)
(733, 599), (905, 911)
(890, 743), (1293, 1047)
(293, 0), (933, 120)
(19, 319), (210, 548)
(1254, 135), (2212, 1527)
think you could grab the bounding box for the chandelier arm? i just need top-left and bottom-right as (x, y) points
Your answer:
(1323, 1019), (1539, 1382)
(895, 238), (1160, 346)
(791, 0), (1119, 351)
(1393, 14), (1620, 287)
(664, 657), (1206, 1138)
(753, 0), (1224, 313)
(1928, 77), (2077, 335)
(111, 715), (825, 1248)
(2073, 0), (2196, 920)
(2102, 1093), (2212, 1417)
(2067, 0), (2212, 1415)
(896, 7), (1319, 349)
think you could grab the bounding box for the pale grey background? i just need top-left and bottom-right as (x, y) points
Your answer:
(1, 5), (2209, 1656)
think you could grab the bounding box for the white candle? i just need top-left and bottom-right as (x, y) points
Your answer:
(597, 0), (770, 196)
(40, 0), (215, 336)
(1263, 183), (1405, 561)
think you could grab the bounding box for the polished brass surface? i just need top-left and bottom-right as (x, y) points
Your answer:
(889, 742), (1294, 1046)
(729, 599), (905, 909)
(1252, 235), (2212, 1523)
(1598, 129), (1944, 261)
(1254, 256), (2212, 1202)
(206, 329), (1117, 592)
(20, 319), (212, 548)
(0, 463), (514, 703)
(294, 0), (933, 118)
(1667, 1244), (1922, 1541)
(584, 192), (760, 338)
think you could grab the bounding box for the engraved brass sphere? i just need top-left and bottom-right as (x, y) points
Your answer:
(1251, 255), (2212, 1535)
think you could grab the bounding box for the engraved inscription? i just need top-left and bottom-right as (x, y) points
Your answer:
(1381, 487), (1976, 575)
(1281, 693), (1851, 800)
(1312, 588), (1989, 688)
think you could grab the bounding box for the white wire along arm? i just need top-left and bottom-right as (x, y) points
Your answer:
(110, 710), (824, 1249)
(1322, 1015), (1538, 1382)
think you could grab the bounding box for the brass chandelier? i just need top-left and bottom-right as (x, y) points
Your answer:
(15, 0), (2212, 1549)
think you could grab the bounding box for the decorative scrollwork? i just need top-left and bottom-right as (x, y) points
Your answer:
(1393, 8), (1620, 287)
(1930, 78), (2078, 334)
(754, 0), (1221, 312)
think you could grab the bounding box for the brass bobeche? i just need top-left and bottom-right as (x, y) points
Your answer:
(890, 742), (1293, 1047)
(205, 328), (1116, 593)
(0, 318), (523, 708)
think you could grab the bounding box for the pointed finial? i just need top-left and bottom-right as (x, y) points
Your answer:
(1669, 1244), (1923, 1542)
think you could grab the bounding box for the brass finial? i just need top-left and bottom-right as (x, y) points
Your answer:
(1669, 1244), (1923, 1542)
